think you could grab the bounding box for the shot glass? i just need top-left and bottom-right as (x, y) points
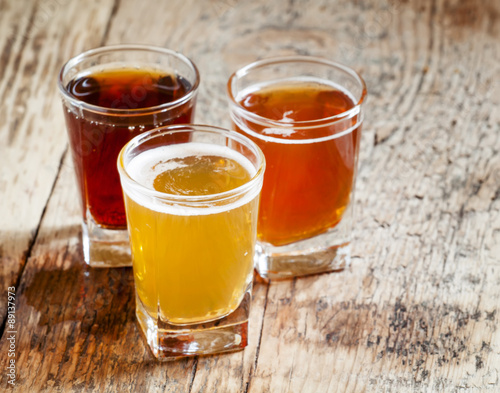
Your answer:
(117, 125), (265, 360)
(58, 45), (199, 267)
(227, 56), (366, 280)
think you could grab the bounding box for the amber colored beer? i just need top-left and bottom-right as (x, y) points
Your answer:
(234, 81), (360, 246)
(123, 143), (257, 324)
(64, 68), (194, 228)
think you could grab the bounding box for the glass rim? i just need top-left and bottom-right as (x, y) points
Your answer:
(117, 124), (266, 204)
(226, 55), (367, 129)
(58, 44), (200, 117)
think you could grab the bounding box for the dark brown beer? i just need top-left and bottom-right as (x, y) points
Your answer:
(63, 68), (195, 228)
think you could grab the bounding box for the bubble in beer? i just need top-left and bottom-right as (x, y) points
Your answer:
(157, 75), (182, 100)
(67, 76), (100, 104)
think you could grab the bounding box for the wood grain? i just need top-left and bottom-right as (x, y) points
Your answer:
(0, 0), (115, 326)
(0, 0), (499, 391)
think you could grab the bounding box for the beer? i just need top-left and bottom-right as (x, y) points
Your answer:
(234, 80), (360, 246)
(123, 143), (257, 324)
(64, 68), (194, 228)
(228, 57), (365, 279)
(118, 125), (265, 358)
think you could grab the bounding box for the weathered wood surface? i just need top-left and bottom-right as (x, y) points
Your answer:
(0, 0), (499, 391)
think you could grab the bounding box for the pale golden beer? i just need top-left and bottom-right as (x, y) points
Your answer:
(118, 125), (265, 360)
(124, 144), (257, 324)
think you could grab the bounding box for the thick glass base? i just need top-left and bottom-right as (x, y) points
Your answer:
(82, 218), (131, 268)
(255, 241), (350, 280)
(136, 289), (250, 361)
(255, 213), (352, 280)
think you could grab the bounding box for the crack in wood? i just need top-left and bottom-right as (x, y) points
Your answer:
(243, 283), (270, 393)
(187, 357), (199, 393)
(0, 149), (68, 337)
(99, 0), (121, 47)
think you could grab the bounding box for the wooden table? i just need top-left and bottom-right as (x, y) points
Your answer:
(1, 0), (499, 391)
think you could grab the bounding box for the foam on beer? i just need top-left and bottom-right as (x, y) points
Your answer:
(233, 77), (361, 144)
(125, 143), (258, 216)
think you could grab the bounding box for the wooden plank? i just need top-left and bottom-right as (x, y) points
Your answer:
(248, 0), (500, 391)
(0, 0), (236, 390)
(0, 0), (116, 325)
(2, 155), (196, 392)
(0, 0), (499, 391)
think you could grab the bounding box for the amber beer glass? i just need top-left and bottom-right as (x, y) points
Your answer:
(117, 125), (265, 360)
(58, 45), (199, 267)
(227, 57), (366, 279)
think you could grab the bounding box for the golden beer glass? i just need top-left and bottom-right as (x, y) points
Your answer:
(117, 125), (265, 360)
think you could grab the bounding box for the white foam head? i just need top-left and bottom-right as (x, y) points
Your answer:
(124, 143), (259, 216)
